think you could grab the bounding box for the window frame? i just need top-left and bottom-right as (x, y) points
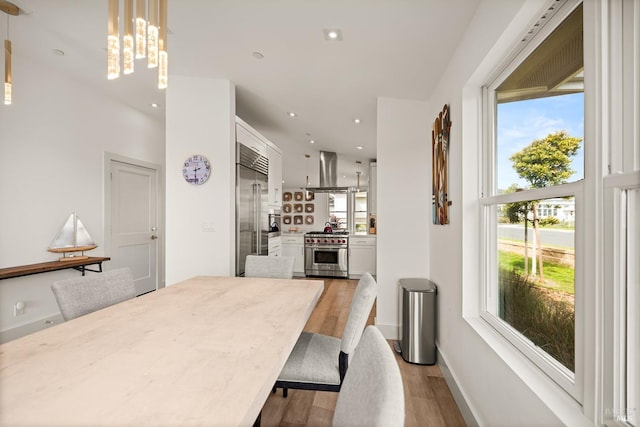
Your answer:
(603, 173), (640, 426)
(479, 0), (585, 402)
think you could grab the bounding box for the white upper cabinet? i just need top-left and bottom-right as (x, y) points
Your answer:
(236, 117), (283, 210)
(236, 119), (267, 157)
(267, 145), (283, 208)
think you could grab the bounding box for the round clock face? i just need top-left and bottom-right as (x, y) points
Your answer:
(183, 154), (211, 185)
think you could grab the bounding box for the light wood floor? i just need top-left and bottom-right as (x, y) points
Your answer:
(261, 277), (467, 427)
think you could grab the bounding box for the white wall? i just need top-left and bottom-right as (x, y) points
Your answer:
(0, 54), (164, 340)
(376, 0), (577, 425)
(165, 76), (236, 285)
(376, 97), (430, 337)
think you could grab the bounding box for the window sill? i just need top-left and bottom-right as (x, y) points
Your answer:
(463, 315), (592, 426)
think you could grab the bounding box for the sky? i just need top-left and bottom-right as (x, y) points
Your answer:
(496, 92), (584, 191)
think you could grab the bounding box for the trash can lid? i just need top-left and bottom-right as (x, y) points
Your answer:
(399, 278), (437, 293)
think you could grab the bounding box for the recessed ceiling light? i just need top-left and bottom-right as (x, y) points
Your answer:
(353, 118), (361, 124)
(309, 140), (315, 144)
(150, 103), (159, 108)
(288, 112), (297, 118)
(323, 28), (343, 41)
(356, 146), (363, 150)
(252, 51), (264, 60)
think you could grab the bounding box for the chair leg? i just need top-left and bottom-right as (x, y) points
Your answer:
(283, 387), (288, 398)
(272, 386), (276, 394)
(253, 410), (261, 427)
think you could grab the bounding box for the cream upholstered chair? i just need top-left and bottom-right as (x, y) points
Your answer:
(274, 272), (377, 397)
(51, 267), (136, 321)
(244, 255), (295, 279)
(332, 326), (405, 427)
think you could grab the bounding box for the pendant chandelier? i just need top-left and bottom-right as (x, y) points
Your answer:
(1, 0), (19, 106)
(108, 0), (168, 89)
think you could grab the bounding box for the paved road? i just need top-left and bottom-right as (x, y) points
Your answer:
(498, 224), (574, 248)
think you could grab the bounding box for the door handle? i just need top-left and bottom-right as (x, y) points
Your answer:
(151, 235), (158, 240)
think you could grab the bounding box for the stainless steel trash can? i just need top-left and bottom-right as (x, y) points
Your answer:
(400, 278), (437, 365)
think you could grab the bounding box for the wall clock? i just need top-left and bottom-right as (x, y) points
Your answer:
(183, 154), (211, 185)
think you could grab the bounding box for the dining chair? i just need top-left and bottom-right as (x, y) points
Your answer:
(273, 272), (377, 397)
(244, 255), (295, 279)
(332, 325), (405, 427)
(51, 267), (136, 321)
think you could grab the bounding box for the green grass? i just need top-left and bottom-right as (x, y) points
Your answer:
(498, 268), (575, 372)
(498, 250), (574, 294)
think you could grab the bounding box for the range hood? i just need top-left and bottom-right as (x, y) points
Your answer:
(305, 151), (350, 193)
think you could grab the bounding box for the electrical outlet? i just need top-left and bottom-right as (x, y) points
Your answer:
(14, 301), (25, 316)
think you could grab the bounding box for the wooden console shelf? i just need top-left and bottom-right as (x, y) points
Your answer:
(0, 257), (111, 281)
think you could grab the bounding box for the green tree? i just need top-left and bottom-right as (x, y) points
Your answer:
(503, 184), (528, 224)
(510, 131), (581, 187)
(510, 131), (581, 281)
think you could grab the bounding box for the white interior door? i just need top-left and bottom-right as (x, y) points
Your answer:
(110, 160), (158, 295)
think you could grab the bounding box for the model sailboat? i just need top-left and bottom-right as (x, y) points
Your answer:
(48, 212), (97, 261)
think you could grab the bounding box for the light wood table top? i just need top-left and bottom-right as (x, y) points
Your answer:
(0, 276), (324, 426)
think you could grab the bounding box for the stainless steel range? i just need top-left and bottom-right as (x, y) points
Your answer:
(304, 231), (349, 278)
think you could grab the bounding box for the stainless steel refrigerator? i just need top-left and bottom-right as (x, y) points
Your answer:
(236, 142), (269, 276)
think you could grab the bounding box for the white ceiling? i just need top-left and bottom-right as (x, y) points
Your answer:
(5, 0), (479, 188)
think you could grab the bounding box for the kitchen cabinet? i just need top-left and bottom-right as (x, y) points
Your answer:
(236, 120), (267, 156)
(268, 236), (282, 257)
(236, 117), (283, 210)
(267, 145), (283, 208)
(349, 235), (376, 279)
(281, 234), (305, 275)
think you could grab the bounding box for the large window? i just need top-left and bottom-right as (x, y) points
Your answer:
(328, 192), (348, 231)
(481, 2), (584, 398)
(353, 192), (368, 234)
(328, 191), (368, 234)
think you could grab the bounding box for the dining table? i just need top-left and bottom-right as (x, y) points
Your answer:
(0, 275), (324, 426)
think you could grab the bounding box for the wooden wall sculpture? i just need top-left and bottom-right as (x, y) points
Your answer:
(432, 104), (452, 225)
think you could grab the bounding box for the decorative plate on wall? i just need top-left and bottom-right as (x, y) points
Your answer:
(283, 192), (292, 202)
(283, 216), (292, 224)
(294, 192), (304, 201)
(283, 204), (292, 213)
(294, 204), (304, 213)
(305, 204), (314, 213)
(293, 215), (303, 225)
(305, 215), (314, 225)
(305, 191), (314, 201)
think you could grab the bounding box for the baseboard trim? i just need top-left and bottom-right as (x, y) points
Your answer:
(0, 313), (64, 344)
(437, 348), (480, 427)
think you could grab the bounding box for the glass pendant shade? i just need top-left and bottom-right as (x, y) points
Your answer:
(123, 0), (134, 74)
(4, 39), (10, 105)
(135, 0), (146, 58)
(3, 82), (10, 105)
(147, 25), (158, 68)
(158, 50), (168, 89)
(147, 0), (158, 68)
(107, 0), (120, 79)
(105, 0), (167, 88)
(123, 35), (134, 74)
(158, 0), (167, 88)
